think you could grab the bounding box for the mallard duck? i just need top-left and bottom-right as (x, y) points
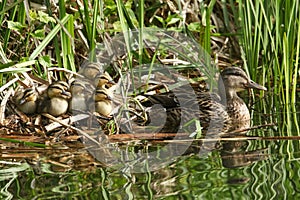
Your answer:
(217, 67), (266, 131)
(93, 87), (114, 117)
(13, 87), (38, 114)
(39, 81), (71, 117)
(142, 67), (267, 133)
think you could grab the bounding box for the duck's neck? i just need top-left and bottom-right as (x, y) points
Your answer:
(225, 90), (241, 104)
(219, 87), (241, 104)
(223, 90), (251, 126)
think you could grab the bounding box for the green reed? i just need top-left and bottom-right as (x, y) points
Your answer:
(2, 0), (293, 134)
(0, 0), (77, 85)
(238, 0), (300, 103)
(236, 0), (300, 136)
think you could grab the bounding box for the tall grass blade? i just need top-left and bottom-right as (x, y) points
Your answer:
(90, 0), (99, 61)
(29, 15), (71, 60)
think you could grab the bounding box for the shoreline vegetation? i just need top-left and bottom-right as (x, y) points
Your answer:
(0, 0), (299, 147)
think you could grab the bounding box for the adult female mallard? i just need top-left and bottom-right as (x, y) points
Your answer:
(142, 67), (267, 134)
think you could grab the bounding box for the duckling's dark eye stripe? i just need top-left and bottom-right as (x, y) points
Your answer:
(86, 64), (100, 70)
(23, 90), (34, 98)
(55, 81), (69, 89)
(101, 76), (109, 80)
(71, 82), (84, 87)
(98, 75), (111, 81)
(60, 83), (69, 88)
(50, 85), (64, 90)
(96, 90), (107, 95)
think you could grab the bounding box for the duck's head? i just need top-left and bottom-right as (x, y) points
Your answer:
(218, 67), (267, 100)
(16, 88), (38, 105)
(47, 81), (71, 100)
(81, 62), (102, 80)
(95, 72), (116, 89)
(70, 80), (86, 95)
(94, 87), (113, 102)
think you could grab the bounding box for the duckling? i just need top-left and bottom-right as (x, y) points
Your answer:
(93, 87), (114, 117)
(94, 72), (116, 89)
(40, 81), (71, 117)
(54, 80), (70, 92)
(69, 79), (93, 112)
(79, 62), (103, 80)
(13, 87), (38, 114)
(95, 71), (118, 101)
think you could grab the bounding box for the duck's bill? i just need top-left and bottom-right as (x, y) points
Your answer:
(62, 91), (72, 98)
(19, 99), (26, 105)
(248, 80), (267, 91)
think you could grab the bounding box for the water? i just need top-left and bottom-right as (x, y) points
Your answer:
(1, 103), (300, 199)
(1, 139), (299, 199)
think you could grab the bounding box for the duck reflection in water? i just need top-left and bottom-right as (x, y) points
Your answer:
(220, 140), (269, 169)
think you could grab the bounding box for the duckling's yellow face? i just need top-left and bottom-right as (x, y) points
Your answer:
(48, 82), (71, 100)
(82, 63), (101, 79)
(94, 88), (112, 101)
(17, 88), (38, 105)
(95, 72), (115, 89)
(56, 81), (70, 91)
(70, 81), (85, 95)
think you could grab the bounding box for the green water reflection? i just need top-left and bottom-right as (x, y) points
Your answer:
(0, 140), (300, 199)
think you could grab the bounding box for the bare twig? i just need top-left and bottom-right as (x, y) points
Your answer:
(42, 113), (99, 145)
(0, 88), (14, 124)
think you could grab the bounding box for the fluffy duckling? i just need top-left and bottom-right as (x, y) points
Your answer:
(69, 79), (93, 112)
(79, 62), (103, 80)
(40, 81), (71, 117)
(93, 87), (114, 117)
(13, 87), (38, 114)
(94, 72), (116, 89)
(54, 80), (70, 92)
